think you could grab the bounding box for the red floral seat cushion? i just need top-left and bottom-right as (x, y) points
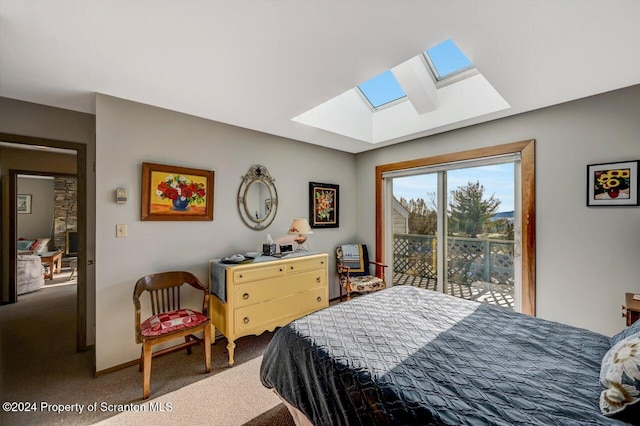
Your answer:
(140, 309), (208, 337)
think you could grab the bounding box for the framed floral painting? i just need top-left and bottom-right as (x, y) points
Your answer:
(141, 162), (215, 221)
(587, 160), (639, 206)
(309, 182), (339, 228)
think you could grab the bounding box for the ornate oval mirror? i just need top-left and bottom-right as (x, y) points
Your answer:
(238, 165), (278, 230)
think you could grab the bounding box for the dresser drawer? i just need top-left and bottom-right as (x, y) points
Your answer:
(234, 287), (327, 334)
(284, 256), (327, 274)
(234, 270), (327, 308)
(232, 264), (286, 284)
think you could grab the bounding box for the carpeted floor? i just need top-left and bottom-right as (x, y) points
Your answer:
(0, 270), (294, 425)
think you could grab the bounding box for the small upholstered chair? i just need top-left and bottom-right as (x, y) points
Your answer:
(133, 271), (212, 399)
(337, 244), (388, 300)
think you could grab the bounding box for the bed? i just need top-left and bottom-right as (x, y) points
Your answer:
(260, 286), (639, 425)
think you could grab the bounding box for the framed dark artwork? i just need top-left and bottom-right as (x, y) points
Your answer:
(17, 194), (32, 214)
(141, 162), (215, 221)
(309, 182), (339, 228)
(587, 160), (639, 206)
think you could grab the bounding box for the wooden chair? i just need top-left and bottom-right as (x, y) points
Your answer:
(337, 244), (388, 300)
(133, 271), (212, 399)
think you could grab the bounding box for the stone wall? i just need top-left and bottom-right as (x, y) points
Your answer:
(53, 176), (77, 252)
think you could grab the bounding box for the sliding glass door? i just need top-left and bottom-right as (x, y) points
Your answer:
(390, 156), (521, 311)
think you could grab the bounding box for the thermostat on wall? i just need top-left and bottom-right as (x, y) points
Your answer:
(116, 188), (127, 204)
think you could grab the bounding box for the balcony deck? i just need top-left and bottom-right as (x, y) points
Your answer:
(393, 273), (515, 310)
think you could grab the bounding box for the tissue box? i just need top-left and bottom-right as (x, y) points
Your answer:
(262, 244), (276, 256)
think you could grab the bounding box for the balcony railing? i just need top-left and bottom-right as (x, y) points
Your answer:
(393, 233), (515, 309)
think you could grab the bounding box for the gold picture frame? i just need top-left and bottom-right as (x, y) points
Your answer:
(141, 162), (214, 221)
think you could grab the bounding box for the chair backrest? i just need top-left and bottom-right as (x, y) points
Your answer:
(133, 271), (209, 344)
(336, 244), (371, 277)
(133, 271), (207, 315)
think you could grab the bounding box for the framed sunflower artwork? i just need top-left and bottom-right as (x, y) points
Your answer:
(587, 160), (639, 206)
(309, 182), (339, 228)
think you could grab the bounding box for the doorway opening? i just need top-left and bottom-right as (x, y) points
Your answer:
(1, 134), (88, 351)
(390, 159), (519, 310)
(376, 140), (536, 315)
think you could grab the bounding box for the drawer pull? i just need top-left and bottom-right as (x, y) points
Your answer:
(290, 266), (294, 270)
(239, 274), (243, 278)
(243, 317), (250, 324)
(317, 296), (322, 302)
(279, 268), (283, 272)
(316, 277), (321, 283)
(243, 293), (249, 300)
(321, 261), (324, 264)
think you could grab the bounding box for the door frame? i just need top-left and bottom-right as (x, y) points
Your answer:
(375, 139), (536, 315)
(1, 132), (88, 351)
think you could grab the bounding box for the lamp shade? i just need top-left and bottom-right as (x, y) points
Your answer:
(288, 218), (313, 235)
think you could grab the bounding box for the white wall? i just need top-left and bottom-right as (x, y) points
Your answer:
(95, 94), (356, 371)
(355, 85), (640, 337)
(17, 176), (54, 240)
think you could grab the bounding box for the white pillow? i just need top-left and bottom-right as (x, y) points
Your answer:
(600, 334), (640, 416)
(31, 238), (51, 253)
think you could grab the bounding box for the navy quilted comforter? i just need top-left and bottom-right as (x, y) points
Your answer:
(260, 286), (630, 425)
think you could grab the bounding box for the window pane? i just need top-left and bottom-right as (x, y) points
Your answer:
(445, 164), (515, 310)
(357, 70), (406, 108)
(392, 174), (438, 291)
(426, 39), (473, 80)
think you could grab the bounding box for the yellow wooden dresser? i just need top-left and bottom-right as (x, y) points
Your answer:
(209, 252), (329, 365)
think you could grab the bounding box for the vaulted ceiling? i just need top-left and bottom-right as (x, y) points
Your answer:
(1, 0), (639, 153)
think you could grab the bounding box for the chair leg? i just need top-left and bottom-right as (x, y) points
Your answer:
(204, 326), (212, 373)
(339, 284), (343, 301)
(185, 336), (192, 355)
(138, 347), (144, 372)
(346, 283), (351, 301)
(142, 342), (153, 399)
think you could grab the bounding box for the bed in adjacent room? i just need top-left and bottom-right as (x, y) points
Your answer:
(260, 286), (639, 425)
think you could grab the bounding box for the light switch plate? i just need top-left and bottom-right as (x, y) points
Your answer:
(116, 224), (127, 238)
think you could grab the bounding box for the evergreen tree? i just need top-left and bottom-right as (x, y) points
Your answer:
(448, 181), (500, 238)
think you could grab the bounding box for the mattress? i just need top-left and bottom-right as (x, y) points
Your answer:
(260, 286), (630, 425)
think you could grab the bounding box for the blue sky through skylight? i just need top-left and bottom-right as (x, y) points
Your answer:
(357, 70), (406, 108)
(426, 39), (473, 80)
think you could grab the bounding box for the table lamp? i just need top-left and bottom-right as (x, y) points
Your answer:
(288, 218), (313, 252)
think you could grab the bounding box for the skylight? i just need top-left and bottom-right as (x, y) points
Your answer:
(357, 70), (406, 109)
(426, 39), (473, 80)
(292, 38), (509, 144)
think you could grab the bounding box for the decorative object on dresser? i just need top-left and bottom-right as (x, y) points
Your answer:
(209, 253), (328, 366)
(133, 271), (212, 399)
(288, 218), (313, 252)
(237, 164), (278, 230)
(587, 160), (639, 206)
(309, 182), (339, 228)
(140, 162), (214, 221)
(622, 292), (640, 326)
(337, 244), (387, 300)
